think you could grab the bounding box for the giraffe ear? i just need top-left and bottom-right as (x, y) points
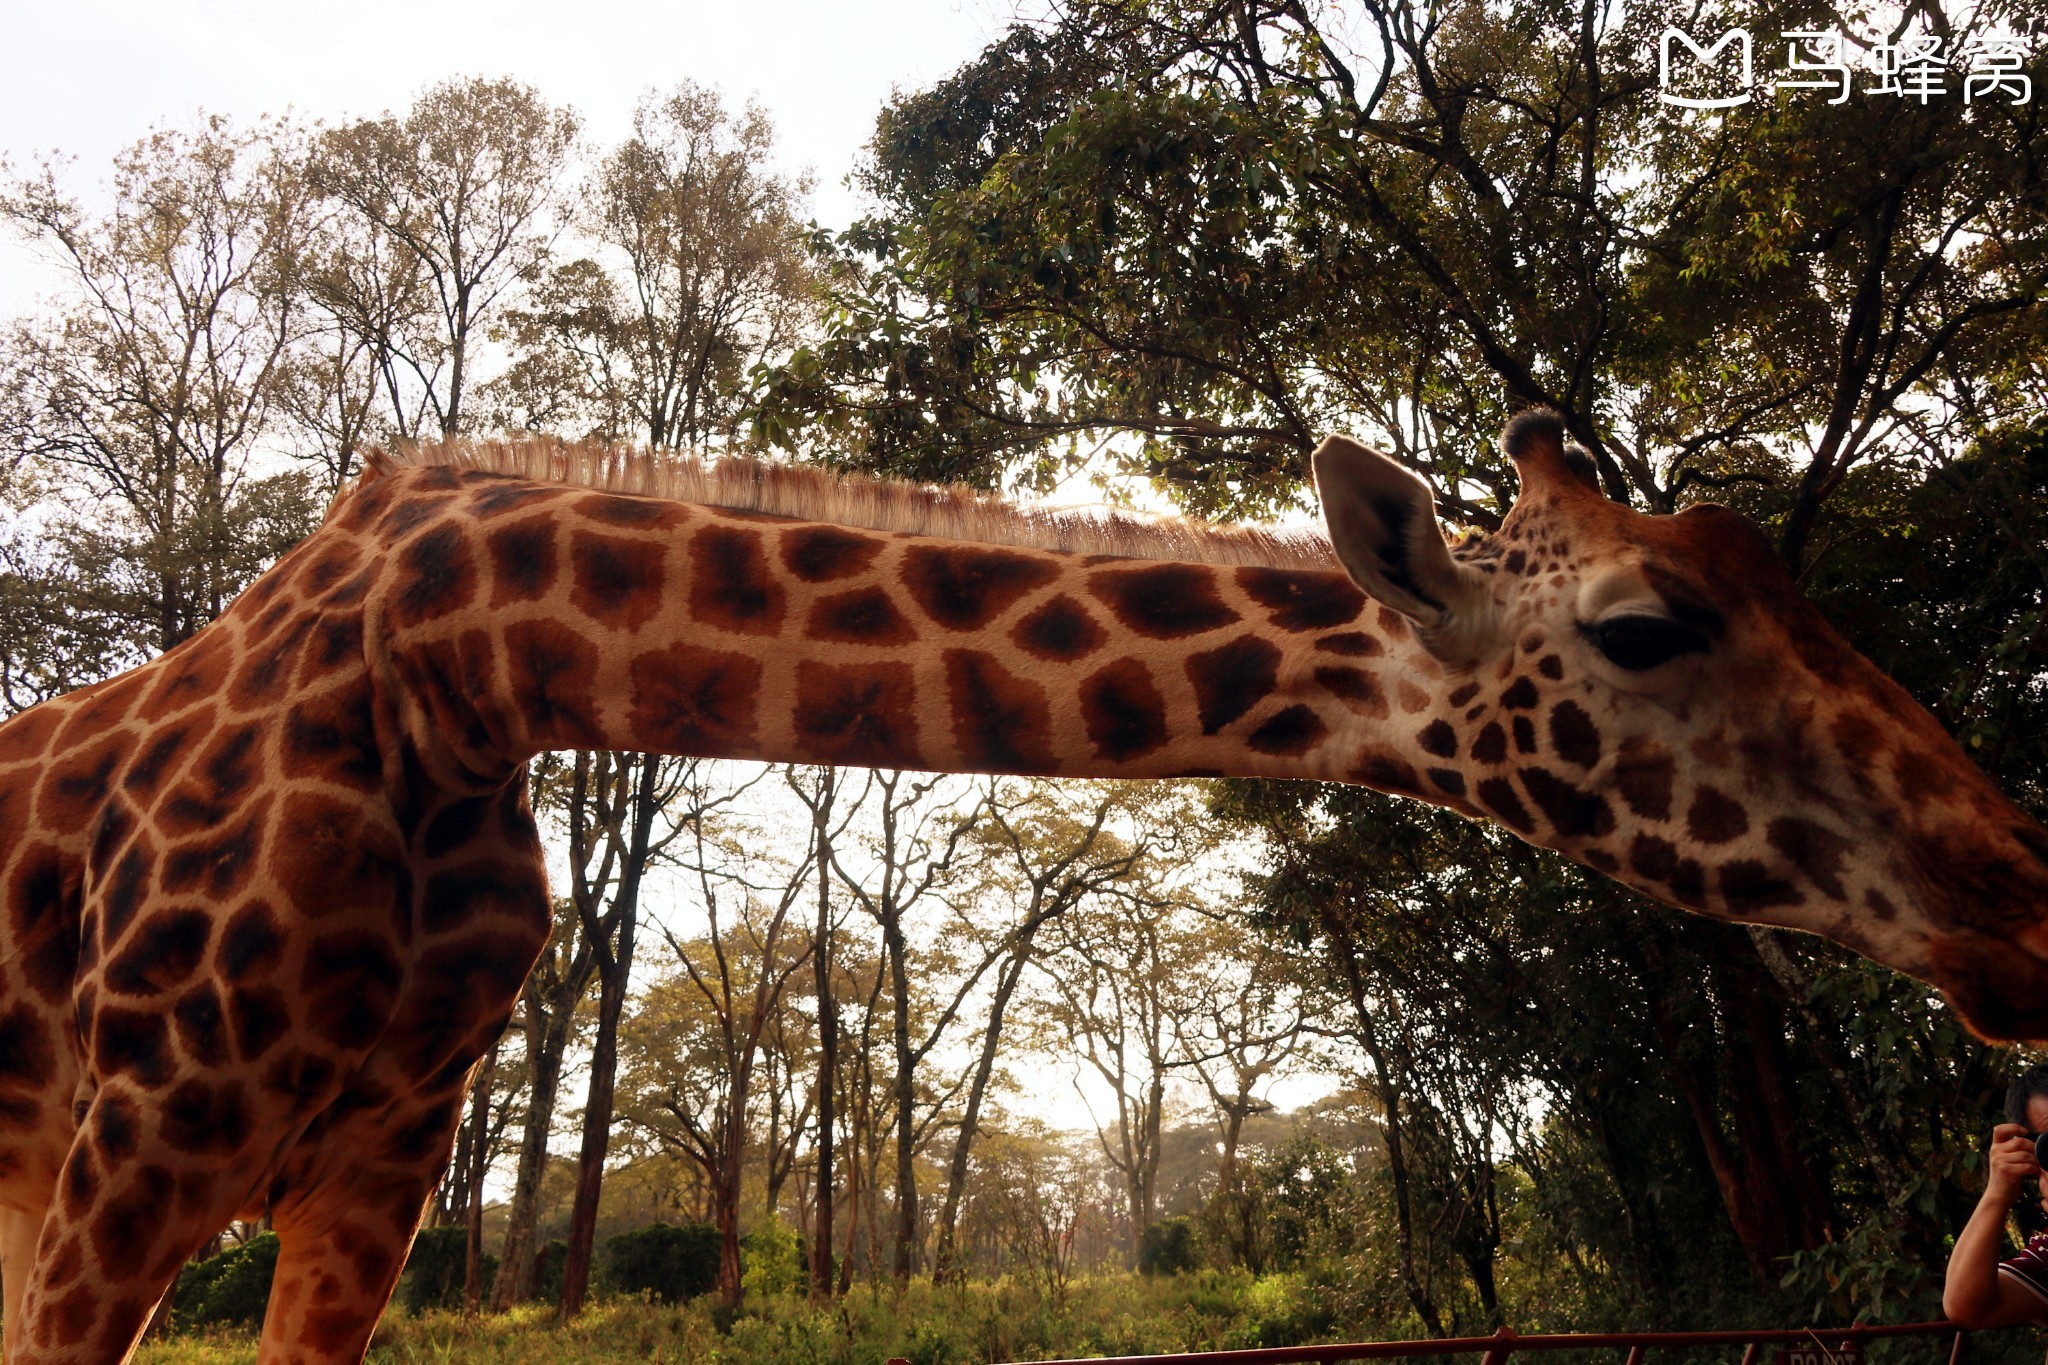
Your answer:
(1314, 434), (1499, 664)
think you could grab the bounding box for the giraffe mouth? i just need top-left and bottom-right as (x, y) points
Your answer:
(1926, 929), (2048, 1045)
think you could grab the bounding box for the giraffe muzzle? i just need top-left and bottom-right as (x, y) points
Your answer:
(1926, 929), (2048, 1045)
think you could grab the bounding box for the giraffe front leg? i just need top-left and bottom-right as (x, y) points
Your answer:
(257, 1088), (468, 1364)
(11, 1087), (261, 1364)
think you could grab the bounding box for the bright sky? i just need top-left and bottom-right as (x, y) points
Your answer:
(0, 0), (1012, 316)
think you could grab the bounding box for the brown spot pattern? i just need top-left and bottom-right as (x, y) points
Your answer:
(574, 491), (684, 529)
(1719, 860), (1800, 913)
(1088, 564), (1240, 639)
(1079, 660), (1169, 763)
(1352, 754), (1422, 794)
(904, 545), (1057, 630)
(1548, 701), (1602, 769)
(782, 526), (884, 582)
(628, 643), (763, 754)
(1478, 777), (1535, 834)
(1687, 786), (1749, 844)
(1314, 632), (1382, 657)
(1011, 596), (1107, 662)
(1247, 706), (1328, 757)
(1315, 667), (1388, 719)
(1235, 567), (1365, 632)
(1519, 767), (1614, 838)
(1185, 636), (1281, 735)
(387, 524), (478, 629)
(571, 530), (667, 632)
(503, 620), (603, 747)
(1614, 740), (1674, 820)
(485, 517), (559, 606)
(689, 526), (785, 634)
(1418, 721), (1457, 759)
(1766, 817), (1850, 901)
(945, 650), (1057, 774)
(793, 661), (924, 767)
(1471, 723), (1507, 765)
(807, 587), (916, 645)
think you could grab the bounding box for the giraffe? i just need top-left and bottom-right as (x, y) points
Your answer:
(0, 408), (2044, 1358)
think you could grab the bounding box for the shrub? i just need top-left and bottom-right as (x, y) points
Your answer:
(741, 1219), (806, 1299)
(1138, 1217), (1200, 1276)
(533, 1237), (568, 1303)
(173, 1232), (279, 1329)
(605, 1221), (719, 1304)
(399, 1225), (497, 1314)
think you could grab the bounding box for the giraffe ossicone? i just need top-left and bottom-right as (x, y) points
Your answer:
(0, 410), (2043, 1359)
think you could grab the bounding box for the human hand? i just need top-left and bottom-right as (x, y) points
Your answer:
(1987, 1123), (2041, 1201)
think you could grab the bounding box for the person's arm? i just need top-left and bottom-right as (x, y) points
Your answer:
(1945, 1124), (2048, 1328)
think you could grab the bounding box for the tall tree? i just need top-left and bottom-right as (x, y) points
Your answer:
(619, 800), (817, 1309)
(0, 116), (319, 677)
(488, 878), (598, 1309)
(287, 182), (438, 485)
(554, 750), (690, 1315)
(314, 76), (578, 438)
(462, 1040), (501, 1317)
(787, 765), (849, 1299)
(827, 770), (981, 1281)
(492, 82), (810, 448)
(1037, 856), (1207, 1255)
(1178, 927), (1307, 1273)
(931, 779), (1150, 1280)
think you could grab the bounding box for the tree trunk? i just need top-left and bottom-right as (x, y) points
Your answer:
(1330, 923), (1445, 1336)
(463, 1041), (499, 1317)
(839, 1089), (860, 1295)
(1120, 1071), (1165, 1257)
(557, 938), (630, 1316)
(441, 1115), (471, 1228)
(714, 1070), (753, 1307)
(886, 912), (918, 1282)
(933, 951), (1027, 1281)
(1641, 926), (1839, 1284)
(556, 758), (656, 1317)
(811, 769), (838, 1301)
(490, 987), (576, 1309)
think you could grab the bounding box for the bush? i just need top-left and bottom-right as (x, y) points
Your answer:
(1139, 1217), (1200, 1276)
(741, 1219), (806, 1298)
(173, 1232), (279, 1329)
(533, 1237), (568, 1303)
(400, 1225), (497, 1314)
(606, 1221), (719, 1304)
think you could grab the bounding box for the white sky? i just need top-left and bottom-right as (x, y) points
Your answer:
(0, 0), (1013, 316)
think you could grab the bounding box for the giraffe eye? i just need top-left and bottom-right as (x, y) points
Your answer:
(1588, 615), (1707, 671)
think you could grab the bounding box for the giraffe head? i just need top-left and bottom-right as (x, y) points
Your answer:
(1314, 410), (2048, 1041)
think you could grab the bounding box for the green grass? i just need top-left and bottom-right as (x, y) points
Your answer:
(123, 1273), (2045, 1365)
(129, 1271), (1339, 1364)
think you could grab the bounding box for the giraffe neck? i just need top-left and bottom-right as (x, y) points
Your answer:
(358, 478), (1459, 798)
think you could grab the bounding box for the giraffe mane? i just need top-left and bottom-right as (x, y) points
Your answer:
(347, 435), (1342, 571)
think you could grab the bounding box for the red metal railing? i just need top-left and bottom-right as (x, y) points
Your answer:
(971, 1319), (1968, 1365)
